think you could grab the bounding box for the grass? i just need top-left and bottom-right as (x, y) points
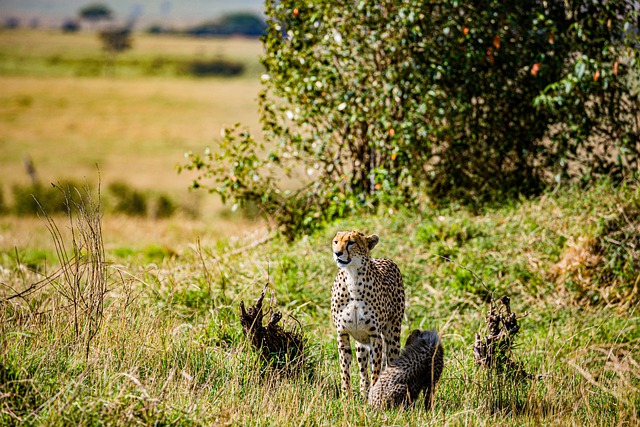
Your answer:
(0, 75), (261, 197)
(1, 181), (639, 426)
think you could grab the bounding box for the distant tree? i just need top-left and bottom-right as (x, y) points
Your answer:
(219, 12), (267, 36)
(99, 27), (132, 73)
(79, 3), (113, 28)
(62, 20), (81, 33)
(99, 28), (131, 53)
(145, 24), (166, 34)
(186, 12), (266, 37)
(3, 17), (20, 29)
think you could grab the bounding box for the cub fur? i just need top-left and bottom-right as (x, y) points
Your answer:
(368, 329), (444, 410)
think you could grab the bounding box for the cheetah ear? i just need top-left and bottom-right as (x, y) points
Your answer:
(367, 234), (379, 250)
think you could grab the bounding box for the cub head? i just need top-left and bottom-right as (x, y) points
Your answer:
(332, 231), (379, 269)
(405, 329), (442, 351)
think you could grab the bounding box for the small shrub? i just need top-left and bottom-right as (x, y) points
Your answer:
(12, 180), (85, 215)
(99, 28), (132, 55)
(151, 194), (177, 219)
(182, 59), (244, 77)
(61, 20), (80, 33)
(145, 24), (168, 34)
(107, 181), (147, 216)
(0, 186), (7, 214)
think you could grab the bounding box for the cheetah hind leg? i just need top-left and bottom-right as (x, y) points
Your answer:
(368, 336), (384, 394)
(383, 323), (402, 364)
(355, 342), (370, 399)
(379, 336), (388, 371)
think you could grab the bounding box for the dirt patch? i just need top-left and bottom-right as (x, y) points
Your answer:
(550, 199), (640, 308)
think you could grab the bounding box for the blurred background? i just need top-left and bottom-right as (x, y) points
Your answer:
(0, 0), (267, 249)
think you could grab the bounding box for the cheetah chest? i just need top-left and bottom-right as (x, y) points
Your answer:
(335, 299), (377, 343)
(333, 274), (381, 344)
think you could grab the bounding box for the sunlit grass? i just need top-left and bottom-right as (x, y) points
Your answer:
(0, 74), (261, 194)
(2, 182), (639, 426)
(0, 29), (264, 78)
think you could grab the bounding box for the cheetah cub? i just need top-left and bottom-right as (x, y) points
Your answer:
(331, 231), (405, 398)
(368, 329), (444, 411)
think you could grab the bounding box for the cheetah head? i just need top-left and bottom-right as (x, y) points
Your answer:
(332, 231), (379, 269)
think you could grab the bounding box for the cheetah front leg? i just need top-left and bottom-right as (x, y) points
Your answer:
(355, 342), (370, 399)
(337, 333), (353, 395)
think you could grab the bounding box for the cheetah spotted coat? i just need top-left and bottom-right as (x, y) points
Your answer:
(331, 231), (405, 398)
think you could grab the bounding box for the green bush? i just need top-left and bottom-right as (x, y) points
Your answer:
(12, 181), (85, 215)
(107, 181), (147, 216)
(152, 194), (177, 219)
(182, 59), (245, 77)
(106, 182), (180, 218)
(0, 186), (7, 214)
(181, 0), (640, 239)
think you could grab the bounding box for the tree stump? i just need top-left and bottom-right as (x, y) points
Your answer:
(239, 283), (305, 375)
(473, 295), (541, 380)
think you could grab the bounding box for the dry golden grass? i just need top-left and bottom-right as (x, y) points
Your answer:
(0, 29), (264, 67)
(0, 213), (265, 254)
(0, 30), (266, 253)
(0, 75), (262, 193)
(0, 30), (263, 195)
(0, 29), (102, 58)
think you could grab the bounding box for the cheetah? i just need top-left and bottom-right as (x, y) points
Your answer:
(368, 329), (444, 411)
(330, 231), (405, 398)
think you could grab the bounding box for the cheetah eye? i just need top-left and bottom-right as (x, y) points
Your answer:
(333, 241), (338, 245)
(347, 240), (355, 247)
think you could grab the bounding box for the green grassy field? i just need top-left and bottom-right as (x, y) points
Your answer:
(1, 30), (639, 426)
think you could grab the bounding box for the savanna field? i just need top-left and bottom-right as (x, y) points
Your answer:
(1, 29), (640, 426)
